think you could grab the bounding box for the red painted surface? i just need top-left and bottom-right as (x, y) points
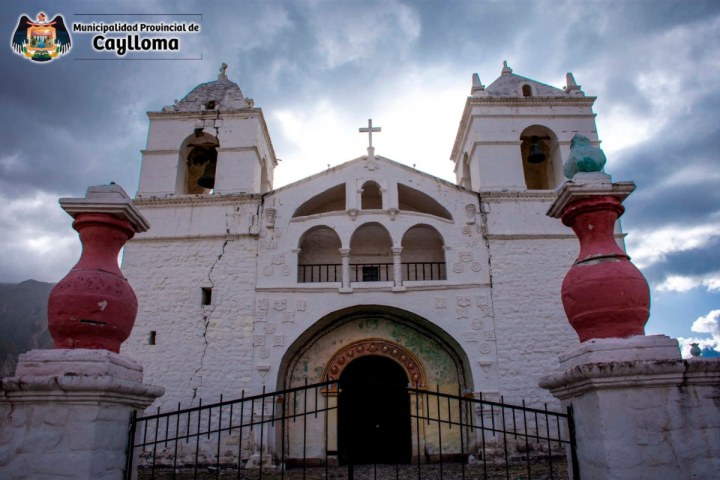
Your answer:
(48, 213), (138, 353)
(560, 196), (650, 342)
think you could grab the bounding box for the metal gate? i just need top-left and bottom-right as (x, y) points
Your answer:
(125, 380), (578, 479)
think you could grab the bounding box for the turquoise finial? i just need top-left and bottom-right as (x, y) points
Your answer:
(563, 134), (607, 179)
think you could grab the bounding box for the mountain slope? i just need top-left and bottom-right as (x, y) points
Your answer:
(0, 279), (54, 375)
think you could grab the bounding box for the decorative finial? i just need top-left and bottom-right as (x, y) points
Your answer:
(501, 60), (512, 75)
(219, 62), (228, 80)
(471, 73), (485, 96)
(563, 134), (607, 179)
(565, 72), (583, 96)
(690, 343), (702, 357)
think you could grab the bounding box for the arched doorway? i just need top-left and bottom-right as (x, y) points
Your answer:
(338, 356), (411, 464)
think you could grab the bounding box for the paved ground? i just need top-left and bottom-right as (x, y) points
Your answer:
(137, 459), (570, 479)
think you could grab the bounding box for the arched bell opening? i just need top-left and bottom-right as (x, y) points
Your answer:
(178, 130), (219, 194)
(519, 125), (560, 190)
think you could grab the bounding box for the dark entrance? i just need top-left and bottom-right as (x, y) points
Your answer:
(338, 355), (412, 464)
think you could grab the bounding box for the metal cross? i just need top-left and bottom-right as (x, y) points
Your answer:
(359, 119), (381, 148)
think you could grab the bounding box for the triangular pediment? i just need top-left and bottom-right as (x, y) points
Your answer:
(269, 155), (466, 221)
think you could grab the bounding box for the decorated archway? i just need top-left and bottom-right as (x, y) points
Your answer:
(276, 305), (473, 464)
(323, 338), (427, 387)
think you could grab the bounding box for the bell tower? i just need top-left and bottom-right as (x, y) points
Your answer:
(451, 62), (598, 192)
(137, 63), (277, 197)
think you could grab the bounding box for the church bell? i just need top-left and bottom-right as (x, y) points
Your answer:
(527, 136), (546, 164)
(197, 158), (217, 189)
(188, 144), (218, 190)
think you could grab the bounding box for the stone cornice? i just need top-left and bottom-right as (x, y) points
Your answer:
(480, 190), (557, 202)
(451, 95), (597, 160)
(147, 108), (262, 120)
(547, 176), (636, 218)
(146, 107), (277, 166)
(539, 358), (720, 400)
(60, 185), (150, 233)
(485, 234), (577, 241)
(133, 193), (262, 208)
(255, 282), (489, 293)
(129, 233), (255, 243)
(469, 96), (597, 106)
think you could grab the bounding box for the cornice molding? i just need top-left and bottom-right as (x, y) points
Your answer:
(134, 193), (262, 208)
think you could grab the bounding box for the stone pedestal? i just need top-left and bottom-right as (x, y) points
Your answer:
(540, 335), (720, 479)
(0, 349), (163, 480)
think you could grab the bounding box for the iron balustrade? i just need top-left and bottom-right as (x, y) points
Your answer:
(297, 264), (341, 283)
(402, 262), (446, 281)
(126, 380), (577, 480)
(297, 262), (447, 283)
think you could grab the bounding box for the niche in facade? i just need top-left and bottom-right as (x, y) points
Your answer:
(397, 184), (452, 220)
(293, 184), (346, 217)
(361, 181), (382, 209)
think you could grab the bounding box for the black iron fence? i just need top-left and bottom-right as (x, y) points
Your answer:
(125, 380), (577, 480)
(297, 262), (446, 283)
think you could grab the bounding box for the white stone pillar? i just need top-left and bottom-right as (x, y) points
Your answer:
(391, 246), (404, 290)
(540, 335), (720, 480)
(0, 349), (163, 480)
(339, 248), (352, 293)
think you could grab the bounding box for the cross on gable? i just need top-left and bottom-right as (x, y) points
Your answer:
(359, 119), (381, 148)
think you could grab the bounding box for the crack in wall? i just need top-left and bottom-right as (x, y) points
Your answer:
(190, 234), (230, 403)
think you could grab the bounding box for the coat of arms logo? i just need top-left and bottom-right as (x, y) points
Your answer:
(11, 12), (72, 63)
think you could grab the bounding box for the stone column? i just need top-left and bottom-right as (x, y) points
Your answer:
(339, 248), (352, 293)
(0, 185), (164, 480)
(391, 246), (404, 290)
(540, 139), (720, 479)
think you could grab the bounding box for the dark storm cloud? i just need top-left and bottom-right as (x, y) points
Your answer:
(613, 100), (720, 229)
(641, 236), (720, 284)
(0, 0), (719, 292)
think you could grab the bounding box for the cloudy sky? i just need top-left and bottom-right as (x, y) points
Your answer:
(2, 0), (719, 355)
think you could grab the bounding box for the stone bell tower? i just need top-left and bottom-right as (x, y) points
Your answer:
(451, 61), (597, 192)
(137, 63), (277, 197)
(447, 62), (603, 402)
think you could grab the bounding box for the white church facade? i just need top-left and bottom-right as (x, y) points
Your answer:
(121, 62), (601, 422)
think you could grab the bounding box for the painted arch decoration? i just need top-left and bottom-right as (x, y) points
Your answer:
(323, 338), (427, 387)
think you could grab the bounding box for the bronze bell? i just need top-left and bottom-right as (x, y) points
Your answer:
(188, 145), (218, 190)
(528, 136), (546, 164)
(197, 158), (217, 189)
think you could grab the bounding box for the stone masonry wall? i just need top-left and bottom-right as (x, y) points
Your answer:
(489, 237), (579, 406)
(122, 236), (257, 409)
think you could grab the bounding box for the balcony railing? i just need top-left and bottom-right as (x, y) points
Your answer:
(297, 264), (342, 283)
(402, 262), (446, 281)
(297, 262), (446, 283)
(350, 263), (393, 282)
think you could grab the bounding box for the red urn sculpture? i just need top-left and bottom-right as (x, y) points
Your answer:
(549, 138), (650, 342)
(48, 185), (149, 353)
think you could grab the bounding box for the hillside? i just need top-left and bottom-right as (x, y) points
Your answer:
(0, 279), (54, 376)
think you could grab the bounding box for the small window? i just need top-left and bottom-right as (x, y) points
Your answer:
(522, 85), (532, 97)
(206, 100), (216, 110)
(149, 331), (157, 345)
(201, 287), (212, 306)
